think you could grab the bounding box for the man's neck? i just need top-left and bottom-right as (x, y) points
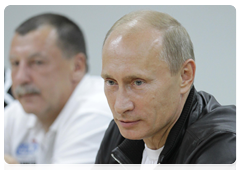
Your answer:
(35, 103), (66, 133)
(143, 112), (180, 150)
(37, 112), (60, 133)
(38, 85), (78, 133)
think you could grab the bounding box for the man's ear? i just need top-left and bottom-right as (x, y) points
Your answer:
(180, 59), (196, 94)
(71, 53), (86, 84)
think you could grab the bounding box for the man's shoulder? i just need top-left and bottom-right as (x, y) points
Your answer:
(74, 75), (105, 102)
(81, 74), (104, 92)
(176, 91), (236, 163)
(189, 90), (236, 136)
(72, 75), (111, 116)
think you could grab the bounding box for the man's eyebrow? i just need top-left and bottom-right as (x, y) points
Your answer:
(123, 75), (142, 80)
(101, 74), (147, 81)
(28, 53), (46, 59)
(9, 53), (45, 59)
(101, 73), (113, 79)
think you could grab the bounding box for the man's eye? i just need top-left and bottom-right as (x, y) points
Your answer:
(134, 80), (144, 86)
(11, 61), (19, 67)
(34, 60), (43, 65)
(106, 80), (116, 86)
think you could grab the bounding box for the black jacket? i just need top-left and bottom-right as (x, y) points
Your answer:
(95, 86), (236, 164)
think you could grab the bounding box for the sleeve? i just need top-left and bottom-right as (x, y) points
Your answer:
(51, 109), (112, 164)
(190, 132), (236, 164)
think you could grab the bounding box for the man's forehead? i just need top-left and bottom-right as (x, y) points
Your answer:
(102, 27), (169, 81)
(13, 25), (58, 45)
(105, 25), (163, 51)
(11, 26), (58, 52)
(9, 29), (61, 63)
(103, 31), (163, 65)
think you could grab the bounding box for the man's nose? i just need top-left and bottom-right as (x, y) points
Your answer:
(114, 89), (134, 114)
(12, 62), (31, 85)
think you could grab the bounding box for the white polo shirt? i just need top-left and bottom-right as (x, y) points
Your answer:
(4, 74), (112, 164)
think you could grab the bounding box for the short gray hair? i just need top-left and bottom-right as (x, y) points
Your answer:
(104, 10), (195, 75)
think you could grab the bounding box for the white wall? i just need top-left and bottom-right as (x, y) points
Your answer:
(4, 5), (236, 105)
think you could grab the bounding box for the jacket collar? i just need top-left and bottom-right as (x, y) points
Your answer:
(159, 85), (196, 163)
(111, 86), (196, 164)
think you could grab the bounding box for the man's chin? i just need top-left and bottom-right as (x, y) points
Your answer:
(119, 129), (143, 140)
(20, 103), (43, 115)
(22, 107), (39, 114)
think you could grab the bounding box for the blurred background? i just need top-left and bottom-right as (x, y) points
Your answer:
(4, 5), (236, 105)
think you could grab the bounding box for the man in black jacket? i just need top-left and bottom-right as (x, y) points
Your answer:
(96, 10), (236, 164)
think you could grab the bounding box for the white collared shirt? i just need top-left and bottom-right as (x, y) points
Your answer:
(4, 74), (112, 164)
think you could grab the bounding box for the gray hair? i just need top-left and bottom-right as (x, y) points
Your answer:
(104, 10), (195, 75)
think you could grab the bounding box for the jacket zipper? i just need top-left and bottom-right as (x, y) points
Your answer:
(111, 154), (127, 170)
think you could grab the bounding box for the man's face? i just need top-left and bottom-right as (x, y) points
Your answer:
(10, 26), (74, 117)
(102, 26), (183, 141)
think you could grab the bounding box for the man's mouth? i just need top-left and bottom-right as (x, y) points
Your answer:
(118, 119), (140, 128)
(19, 93), (39, 98)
